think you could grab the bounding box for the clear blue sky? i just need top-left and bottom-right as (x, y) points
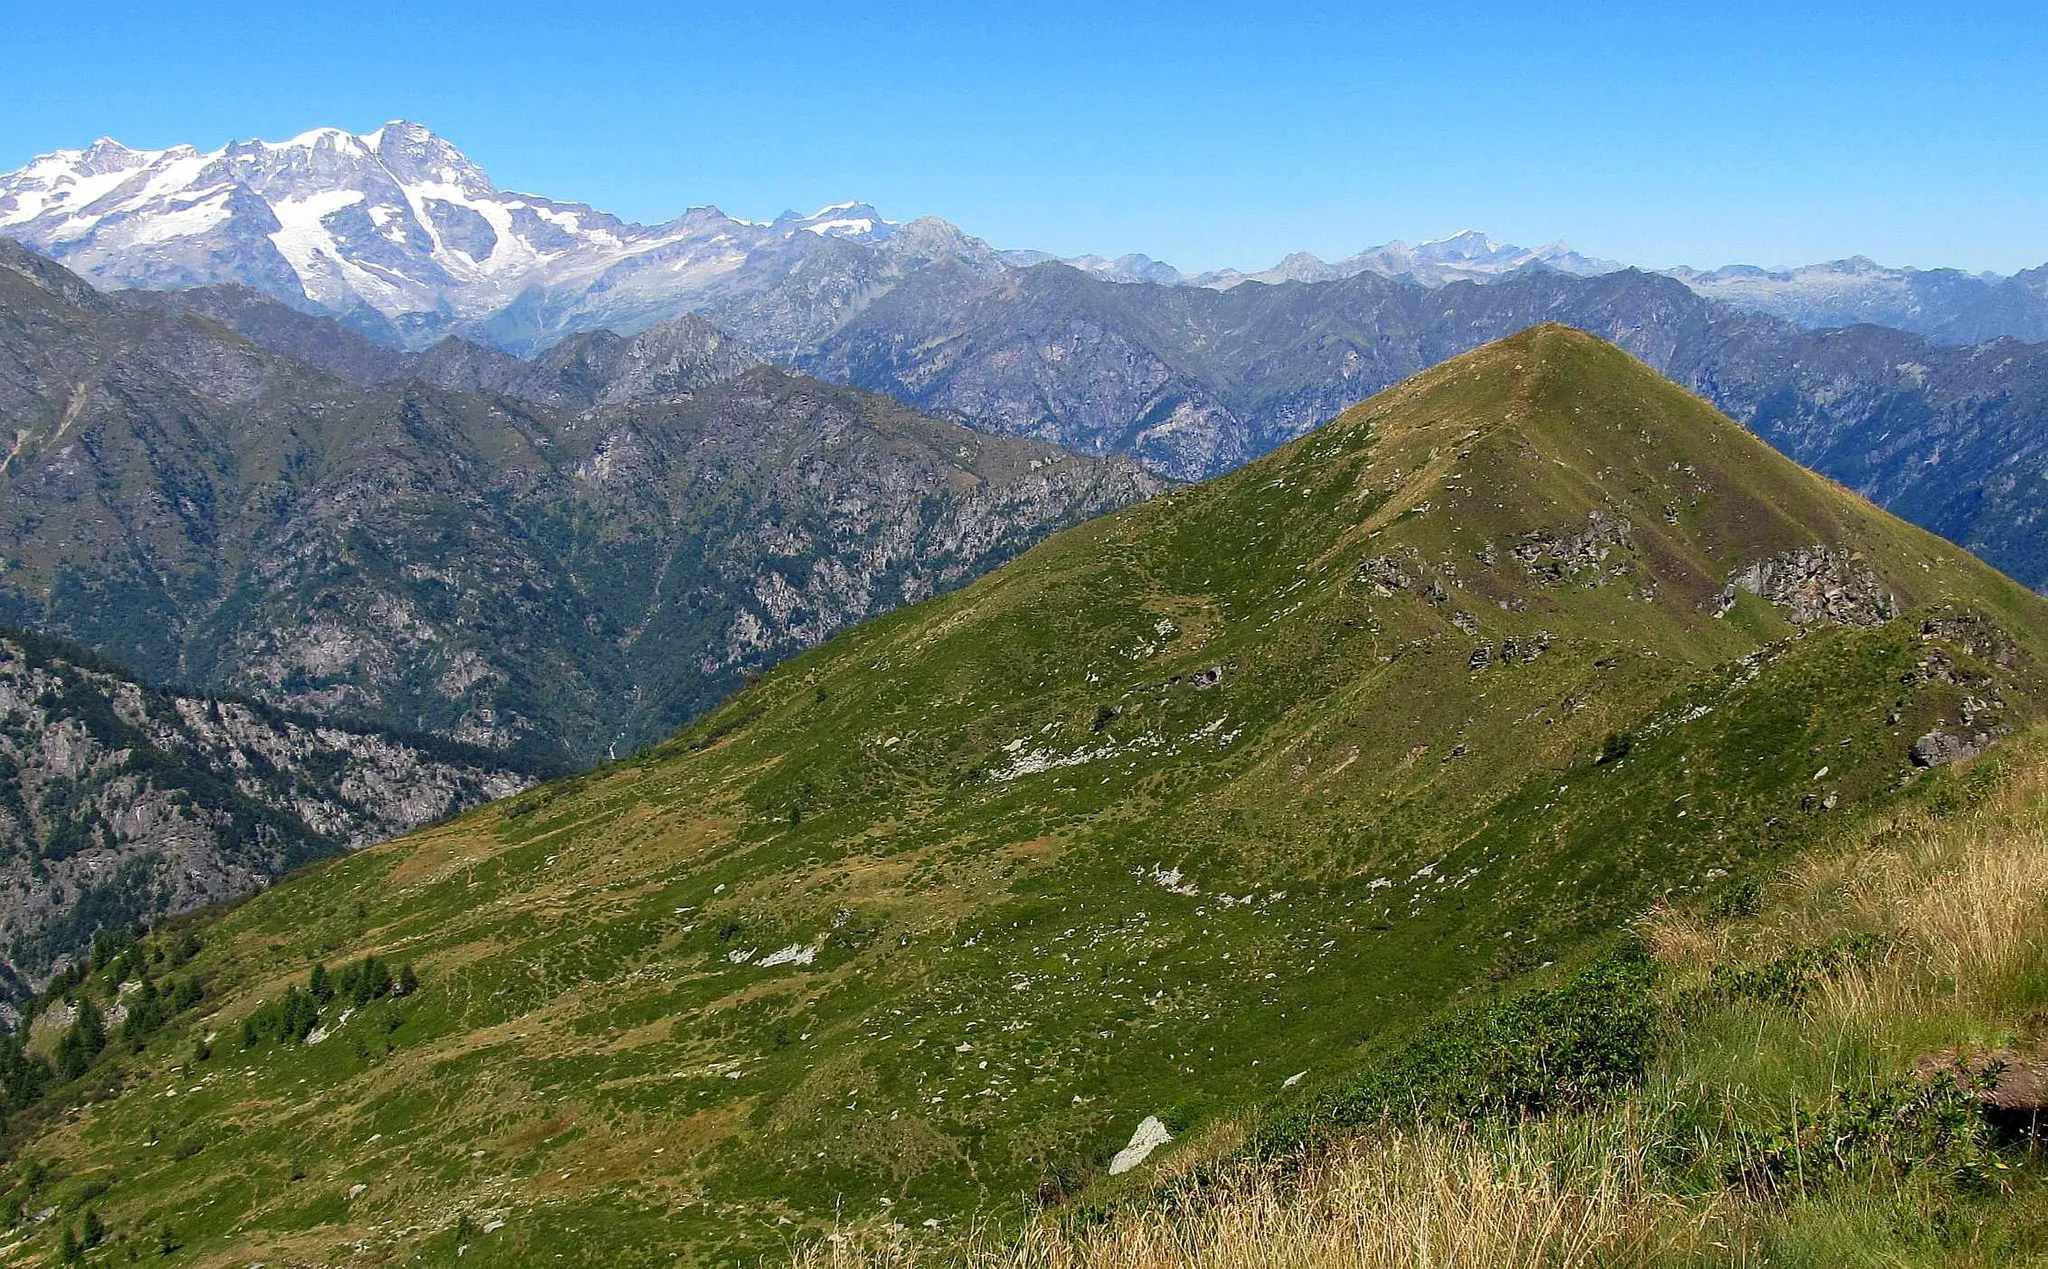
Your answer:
(5, 1), (2044, 274)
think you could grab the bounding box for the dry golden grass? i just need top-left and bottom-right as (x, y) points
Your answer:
(796, 1117), (1712, 1269)
(1643, 751), (2048, 1023)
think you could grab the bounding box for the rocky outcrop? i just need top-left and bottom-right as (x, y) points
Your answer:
(1921, 611), (2020, 668)
(1509, 512), (1635, 587)
(1909, 730), (1986, 768)
(0, 631), (530, 995)
(1107, 1116), (1173, 1175)
(1356, 555), (1414, 595)
(1729, 547), (1897, 626)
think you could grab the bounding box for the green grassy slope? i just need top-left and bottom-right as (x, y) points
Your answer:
(5, 326), (2046, 1266)
(803, 727), (2048, 1268)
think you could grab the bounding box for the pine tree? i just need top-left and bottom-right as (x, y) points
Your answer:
(0, 1031), (50, 1111)
(54, 998), (106, 1081)
(278, 987), (320, 1044)
(308, 962), (333, 1004)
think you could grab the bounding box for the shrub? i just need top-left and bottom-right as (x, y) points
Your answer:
(1703, 933), (1885, 1008)
(1257, 947), (1660, 1159)
(1722, 1073), (1995, 1196)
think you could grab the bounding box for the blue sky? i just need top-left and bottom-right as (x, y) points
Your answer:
(6, 1), (2045, 273)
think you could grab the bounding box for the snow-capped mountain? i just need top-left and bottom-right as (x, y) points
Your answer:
(1187, 231), (1623, 289)
(996, 249), (1187, 285)
(10, 121), (2046, 351)
(1663, 256), (2048, 344)
(0, 122), (908, 347)
(1001, 231), (1623, 290)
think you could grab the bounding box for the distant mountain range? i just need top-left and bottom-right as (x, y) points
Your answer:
(0, 239), (1157, 769)
(5, 122), (2047, 349)
(1668, 256), (2048, 344)
(1015, 230), (1624, 290)
(5, 121), (2048, 606)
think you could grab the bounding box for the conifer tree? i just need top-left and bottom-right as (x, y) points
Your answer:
(54, 998), (105, 1081)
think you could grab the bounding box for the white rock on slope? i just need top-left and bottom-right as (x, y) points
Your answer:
(1107, 1115), (1172, 1175)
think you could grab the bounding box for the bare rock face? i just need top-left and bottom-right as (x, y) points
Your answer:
(1730, 546), (1898, 626)
(1910, 729), (1986, 768)
(0, 631), (530, 996)
(1107, 1116), (1173, 1175)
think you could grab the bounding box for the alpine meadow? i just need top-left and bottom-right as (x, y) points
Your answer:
(6, 327), (2048, 1264)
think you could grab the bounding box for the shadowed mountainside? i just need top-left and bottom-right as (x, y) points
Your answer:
(0, 241), (1160, 767)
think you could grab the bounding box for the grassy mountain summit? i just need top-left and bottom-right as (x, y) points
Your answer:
(6, 327), (2045, 1264)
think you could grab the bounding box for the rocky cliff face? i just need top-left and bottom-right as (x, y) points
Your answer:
(0, 629), (530, 996)
(0, 242), (1161, 766)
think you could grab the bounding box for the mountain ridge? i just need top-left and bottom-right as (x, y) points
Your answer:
(11, 122), (2048, 354)
(3, 326), (2041, 1264)
(0, 239), (1161, 768)
(785, 262), (2048, 594)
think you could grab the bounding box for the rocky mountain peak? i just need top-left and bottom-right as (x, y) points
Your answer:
(770, 201), (895, 241)
(367, 119), (492, 193)
(1419, 228), (1506, 259)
